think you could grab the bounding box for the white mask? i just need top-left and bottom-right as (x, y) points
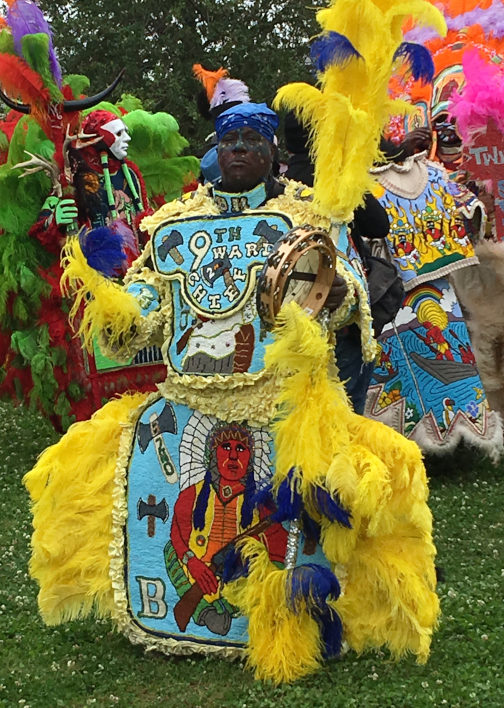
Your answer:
(101, 118), (131, 160)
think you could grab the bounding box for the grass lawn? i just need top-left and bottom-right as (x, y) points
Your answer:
(1, 400), (503, 708)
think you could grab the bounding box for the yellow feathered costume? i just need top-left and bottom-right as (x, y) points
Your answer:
(24, 0), (444, 686)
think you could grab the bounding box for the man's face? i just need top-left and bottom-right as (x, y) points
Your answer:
(218, 127), (273, 191)
(215, 438), (251, 482)
(101, 118), (131, 160)
(433, 115), (462, 166)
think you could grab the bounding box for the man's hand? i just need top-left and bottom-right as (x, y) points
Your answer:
(401, 127), (432, 157)
(187, 556), (219, 595)
(324, 273), (348, 311)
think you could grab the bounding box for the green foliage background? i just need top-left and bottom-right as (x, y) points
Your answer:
(35, 0), (323, 151)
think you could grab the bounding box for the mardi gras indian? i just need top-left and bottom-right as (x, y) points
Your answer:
(24, 1), (444, 685)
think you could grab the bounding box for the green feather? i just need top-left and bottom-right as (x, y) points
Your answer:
(82, 100), (121, 118)
(11, 330), (39, 361)
(63, 74), (91, 99)
(0, 129), (9, 154)
(117, 93), (144, 112)
(136, 156), (199, 202)
(124, 110), (183, 155)
(21, 34), (63, 103)
(67, 382), (83, 401)
(0, 29), (15, 55)
(124, 110), (199, 201)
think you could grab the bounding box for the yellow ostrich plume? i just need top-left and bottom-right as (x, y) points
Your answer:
(274, 0), (446, 222)
(24, 392), (149, 624)
(60, 235), (141, 352)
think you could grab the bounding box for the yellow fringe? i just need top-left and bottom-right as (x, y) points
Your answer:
(223, 538), (322, 683)
(274, 0), (446, 221)
(264, 303), (439, 663)
(140, 180), (329, 238)
(60, 235), (142, 352)
(23, 392), (149, 625)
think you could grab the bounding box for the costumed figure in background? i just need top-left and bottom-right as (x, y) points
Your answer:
(397, 9), (504, 418)
(30, 107), (150, 269)
(25, 0), (442, 685)
(447, 51), (504, 416)
(0, 0), (131, 428)
(0, 1), (199, 428)
(192, 64), (251, 184)
(365, 142), (502, 456)
(27, 105), (167, 418)
(388, 2), (503, 227)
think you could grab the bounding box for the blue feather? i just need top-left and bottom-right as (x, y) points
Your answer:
(220, 545), (249, 583)
(252, 483), (274, 509)
(289, 563), (341, 610)
(252, 470), (303, 523)
(310, 31), (362, 73)
(318, 605), (343, 658)
(301, 511), (321, 546)
(273, 469), (303, 522)
(288, 564), (343, 657)
(79, 226), (127, 278)
(394, 42), (434, 84)
(313, 486), (352, 528)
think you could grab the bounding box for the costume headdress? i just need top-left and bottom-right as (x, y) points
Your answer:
(405, 0), (504, 45)
(193, 63), (250, 120)
(82, 109), (123, 146)
(274, 0), (446, 222)
(0, 0), (125, 192)
(449, 49), (504, 141)
(215, 102), (279, 144)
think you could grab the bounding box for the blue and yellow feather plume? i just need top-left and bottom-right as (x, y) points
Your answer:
(274, 0), (446, 222)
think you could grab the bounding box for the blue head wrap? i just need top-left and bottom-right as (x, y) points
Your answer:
(215, 102), (279, 144)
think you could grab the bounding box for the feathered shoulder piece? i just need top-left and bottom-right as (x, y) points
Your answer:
(274, 0), (446, 222)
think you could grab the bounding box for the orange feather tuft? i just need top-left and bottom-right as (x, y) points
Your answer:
(192, 63), (228, 100)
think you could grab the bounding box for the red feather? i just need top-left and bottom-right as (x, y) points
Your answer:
(0, 52), (51, 130)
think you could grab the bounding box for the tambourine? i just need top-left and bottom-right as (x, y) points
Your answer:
(256, 224), (337, 327)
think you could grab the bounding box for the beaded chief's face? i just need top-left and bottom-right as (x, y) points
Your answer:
(101, 118), (131, 160)
(215, 438), (251, 482)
